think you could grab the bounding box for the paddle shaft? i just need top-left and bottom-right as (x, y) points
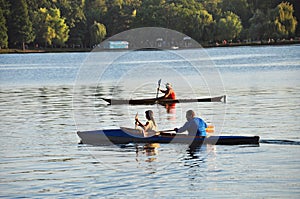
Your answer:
(160, 126), (214, 133)
(159, 129), (175, 133)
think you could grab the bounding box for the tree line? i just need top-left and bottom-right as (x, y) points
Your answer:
(0, 0), (298, 49)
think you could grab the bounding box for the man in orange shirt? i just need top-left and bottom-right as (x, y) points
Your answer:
(158, 83), (176, 99)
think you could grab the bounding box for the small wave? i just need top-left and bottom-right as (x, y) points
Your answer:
(260, 139), (300, 145)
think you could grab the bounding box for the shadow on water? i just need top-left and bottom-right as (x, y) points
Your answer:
(186, 146), (207, 161)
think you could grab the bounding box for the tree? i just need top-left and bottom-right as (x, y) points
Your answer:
(84, 0), (107, 25)
(288, 0), (300, 36)
(0, 0), (9, 48)
(35, 8), (69, 47)
(247, 0), (282, 13)
(57, 0), (87, 47)
(51, 8), (70, 46)
(216, 11), (242, 41)
(118, 0), (141, 31)
(134, 0), (165, 27)
(0, 8), (8, 48)
(220, 0), (252, 28)
(7, 0), (35, 49)
(89, 21), (106, 46)
(199, 0), (222, 18)
(83, 0), (107, 46)
(175, 6), (215, 43)
(249, 2), (298, 40)
(25, 0), (52, 21)
(272, 2), (298, 38)
(103, 0), (141, 36)
(194, 10), (215, 42)
(137, 0), (215, 43)
(248, 9), (269, 40)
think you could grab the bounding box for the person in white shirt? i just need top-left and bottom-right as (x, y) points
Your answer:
(135, 110), (158, 132)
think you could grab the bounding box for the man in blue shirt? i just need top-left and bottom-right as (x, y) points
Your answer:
(174, 110), (207, 137)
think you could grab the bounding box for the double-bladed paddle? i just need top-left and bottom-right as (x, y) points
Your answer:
(156, 79), (162, 99)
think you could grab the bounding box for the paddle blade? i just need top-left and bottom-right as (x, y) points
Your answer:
(156, 79), (162, 98)
(134, 112), (139, 128)
(206, 125), (215, 133)
(158, 79), (161, 85)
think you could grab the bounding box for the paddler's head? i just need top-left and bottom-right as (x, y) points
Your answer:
(145, 110), (154, 120)
(186, 110), (195, 121)
(165, 83), (172, 89)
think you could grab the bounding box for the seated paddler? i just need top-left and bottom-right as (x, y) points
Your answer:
(174, 110), (207, 137)
(135, 110), (158, 136)
(158, 83), (176, 99)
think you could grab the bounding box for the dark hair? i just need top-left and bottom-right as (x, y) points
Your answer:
(145, 110), (156, 126)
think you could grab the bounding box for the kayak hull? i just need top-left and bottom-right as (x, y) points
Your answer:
(101, 95), (226, 105)
(77, 129), (259, 146)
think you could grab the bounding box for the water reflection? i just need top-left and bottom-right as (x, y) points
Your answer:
(135, 143), (160, 163)
(164, 103), (177, 121)
(165, 103), (176, 114)
(184, 144), (216, 166)
(181, 144), (218, 189)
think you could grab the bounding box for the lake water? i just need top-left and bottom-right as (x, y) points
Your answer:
(0, 45), (299, 198)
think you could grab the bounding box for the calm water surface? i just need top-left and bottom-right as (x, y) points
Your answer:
(0, 45), (299, 198)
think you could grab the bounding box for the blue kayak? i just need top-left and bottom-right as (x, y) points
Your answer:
(77, 128), (259, 146)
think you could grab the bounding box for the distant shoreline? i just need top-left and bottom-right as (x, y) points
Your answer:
(205, 39), (300, 48)
(1, 39), (299, 54)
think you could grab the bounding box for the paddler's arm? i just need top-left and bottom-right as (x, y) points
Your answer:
(174, 121), (191, 133)
(135, 118), (145, 128)
(158, 88), (171, 98)
(163, 89), (172, 98)
(158, 88), (167, 94)
(143, 121), (150, 131)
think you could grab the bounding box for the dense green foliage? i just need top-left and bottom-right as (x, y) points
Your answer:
(90, 21), (106, 46)
(274, 2), (298, 37)
(0, 6), (8, 48)
(0, 0), (298, 49)
(34, 8), (69, 46)
(6, 0), (35, 49)
(216, 11), (243, 41)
